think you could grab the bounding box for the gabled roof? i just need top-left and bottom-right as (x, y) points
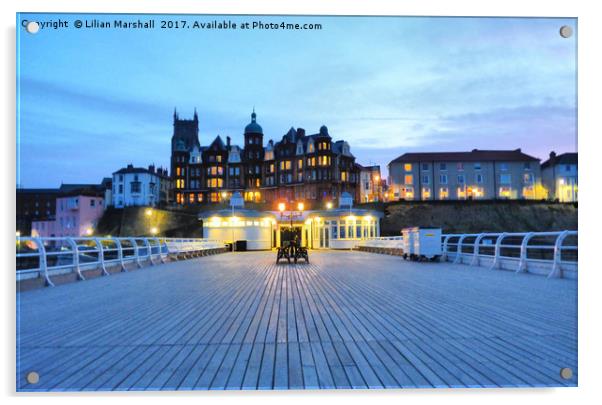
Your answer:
(389, 149), (539, 165)
(541, 152), (578, 169)
(207, 135), (227, 151)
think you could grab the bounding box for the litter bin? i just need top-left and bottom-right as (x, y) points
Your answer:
(235, 240), (247, 252)
(401, 227), (442, 261)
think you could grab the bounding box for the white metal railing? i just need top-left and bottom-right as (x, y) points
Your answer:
(356, 236), (403, 249)
(356, 231), (577, 279)
(16, 236), (226, 286)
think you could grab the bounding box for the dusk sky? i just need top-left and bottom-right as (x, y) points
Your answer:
(17, 14), (577, 188)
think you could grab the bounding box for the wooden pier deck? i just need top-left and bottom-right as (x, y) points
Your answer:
(17, 251), (577, 391)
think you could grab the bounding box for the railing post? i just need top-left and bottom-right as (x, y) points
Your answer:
(490, 233), (506, 270)
(517, 232), (535, 274)
(66, 238), (85, 281)
(441, 235), (453, 262)
(156, 237), (166, 263)
(453, 235), (467, 264)
(471, 234), (486, 266)
(94, 237), (109, 276)
(33, 237), (54, 287)
(548, 231), (570, 279)
(114, 238), (127, 272)
(129, 238), (143, 268)
(143, 238), (155, 265)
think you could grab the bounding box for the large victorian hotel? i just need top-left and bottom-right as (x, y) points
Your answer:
(170, 109), (359, 207)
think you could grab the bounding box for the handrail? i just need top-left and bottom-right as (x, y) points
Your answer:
(16, 236), (227, 286)
(355, 230), (577, 278)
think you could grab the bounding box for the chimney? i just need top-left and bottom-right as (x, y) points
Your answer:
(148, 164), (155, 173)
(127, 163), (133, 169)
(297, 128), (305, 137)
(550, 151), (557, 159)
(227, 136), (231, 148)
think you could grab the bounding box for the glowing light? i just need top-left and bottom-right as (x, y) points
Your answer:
(315, 217), (321, 223)
(221, 191), (228, 198)
(297, 202), (305, 211)
(85, 228), (93, 236)
(16, 231), (20, 237)
(346, 215), (357, 221)
(374, 175), (380, 182)
(326, 202), (333, 210)
(145, 208), (152, 217)
(150, 227), (159, 235)
(278, 202), (286, 212)
(305, 219), (312, 225)
(364, 215), (373, 221)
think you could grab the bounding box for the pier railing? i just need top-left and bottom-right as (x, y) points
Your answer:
(16, 236), (226, 287)
(356, 231), (578, 279)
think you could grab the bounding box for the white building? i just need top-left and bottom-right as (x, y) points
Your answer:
(541, 152), (578, 202)
(111, 164), (170, 208)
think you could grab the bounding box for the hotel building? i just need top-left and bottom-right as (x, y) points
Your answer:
(171, 110), (359, 207)
(388, 149), (543, 201)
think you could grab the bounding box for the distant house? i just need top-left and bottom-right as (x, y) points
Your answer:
(111, 164), (171, 208)
(388, 149), (543, 201)
(541, 152), (578, 202)
(17, 180), (110, 236)
(356, 164), (383, 202)
(32, 189), (105, 237)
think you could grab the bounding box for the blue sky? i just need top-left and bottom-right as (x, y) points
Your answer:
(17, 14), (577, 187)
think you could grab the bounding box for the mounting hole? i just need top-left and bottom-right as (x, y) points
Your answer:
(26, 21), (40, 34)
(559, 25), (573, 38)
(26, 371), (39, 384)
(560, 367), (573, 380)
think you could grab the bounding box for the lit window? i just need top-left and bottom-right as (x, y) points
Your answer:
(440, 187), (449, 199)
(404, 163), (412, 172)
(404, 174), (413, 185)
(422, 187), (431, 199)
(457, 187), (467, 199)
(298, 159), (303, 169)
(499, 187), (512, 198)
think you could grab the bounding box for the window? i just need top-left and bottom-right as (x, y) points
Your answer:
(404, 163), (412, 172)
(189, 194), (195, 204)
(523, 173), (534, 184)
(217, 156), (222, 163)
(197, 193), (203, 203)
(457, 174), (465, 184)
(118, 184), (123, 193)
(440, 163), (447, 171)
(176, 167), (181, 176)
(499, 163), (508, 171)
(131, 182), (141, 193)
(90, 199), (95, 207)
(499, 187), (512, 198)
(422, 187), (431, 199)
(341, 171), (348, 181)
(476, 174), (483, 184)
(308, 142), (315, 153)
(439, 187), (449, 199)
(500, 174), (511, 184)
(474, 162), (481, 170)
(404, 174), (413, 185)
(457, 162), (464, 171)
(421, 163), (429, 171)
(422, 175), (429, 184)
(524, 162), (531, 170)
(439, 174), (448, 184)
(298, 159), (303, 169)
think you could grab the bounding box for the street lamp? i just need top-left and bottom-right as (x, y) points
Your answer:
(85, 227), (93, 236)
(326, 201), (333, 210)
(150, 227), (159, 235)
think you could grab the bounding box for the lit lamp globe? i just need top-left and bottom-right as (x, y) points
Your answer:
(326, 202), (333, 210)
(278, 202), (286, 213)
(145, 208), (152, 217)
(150, 227), (159, 235)
(297, 202), (305, 212)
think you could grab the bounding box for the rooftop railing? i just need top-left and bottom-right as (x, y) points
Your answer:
(356, 231), (578, 279)
(16, 237), (226, 287)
